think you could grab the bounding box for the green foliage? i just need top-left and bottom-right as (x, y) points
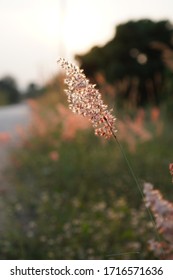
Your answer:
(0, 90), (9, 105)
(1, 64), (172, 259)
(1, 108), (172, 260)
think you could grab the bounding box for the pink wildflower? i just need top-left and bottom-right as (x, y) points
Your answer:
(169, 163), (173, 182)
(0, 132), (11, 143)
(143, 182), (173, 258)
(49, 151), (59, 161)
(169, 163), (173, 176)
(58, 58), (117, 139)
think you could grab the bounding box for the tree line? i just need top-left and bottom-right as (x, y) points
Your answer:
(0, 76), (44, 106)
(76, 19), (173, 108)
(2, 19), (173, 109)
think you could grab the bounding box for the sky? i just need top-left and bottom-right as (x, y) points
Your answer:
(0, 0), (173, 89)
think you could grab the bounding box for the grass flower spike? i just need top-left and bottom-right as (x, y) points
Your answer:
(58, 58), (117, 139)
(58, 58), (164, 257)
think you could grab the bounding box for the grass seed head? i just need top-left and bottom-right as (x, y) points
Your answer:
(58, 58), (117, 139)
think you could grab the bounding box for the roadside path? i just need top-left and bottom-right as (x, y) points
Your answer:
(0, 102), (31, 231)
(0, 102), (31, 166)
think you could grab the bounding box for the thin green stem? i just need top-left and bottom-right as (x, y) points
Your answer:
(110, 126), (165, 258)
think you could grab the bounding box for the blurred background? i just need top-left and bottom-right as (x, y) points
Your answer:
(0, 0), (173, 260)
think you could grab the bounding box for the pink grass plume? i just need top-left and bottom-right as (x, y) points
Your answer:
(58, 58), (117, 139)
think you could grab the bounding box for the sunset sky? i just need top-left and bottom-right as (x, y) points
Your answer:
(0, 0), (173, 88)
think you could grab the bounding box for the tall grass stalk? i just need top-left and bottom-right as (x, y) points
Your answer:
(108, 124), (165, 258)
(58, 58), (165, 258)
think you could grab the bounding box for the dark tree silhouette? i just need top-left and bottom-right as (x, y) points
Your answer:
(76, 19), (173, 107)
(0, 76), (20, 105)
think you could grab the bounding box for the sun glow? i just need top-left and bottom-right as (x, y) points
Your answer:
(63, 1), (114, 55)
(2, 0), (173, 87)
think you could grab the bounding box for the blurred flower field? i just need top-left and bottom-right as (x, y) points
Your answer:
(0, 75), (173, 260)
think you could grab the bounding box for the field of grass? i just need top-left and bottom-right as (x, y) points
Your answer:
(0, 87), (172, 260)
